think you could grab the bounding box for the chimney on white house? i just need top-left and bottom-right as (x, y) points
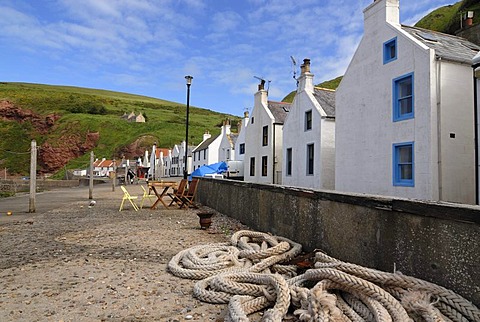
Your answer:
(255, 80), (268, 108)
(298, 58), (314, 93)
(363, 0), (400, 32)
(203, 130), (211, 141)
(222, 119), (231, 135)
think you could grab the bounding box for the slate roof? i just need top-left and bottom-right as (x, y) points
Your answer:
(402, 25), (480, 64)
(267, 101), (292, 124)
(228, 133), (238, 146)
(193, 135), (218, 151)
(313, 87), (336, 117)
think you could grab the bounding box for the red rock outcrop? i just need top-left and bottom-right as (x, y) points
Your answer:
(1, 100), (99, 174)
(38, 132), (99, 173)
(0, 100), (60, 134)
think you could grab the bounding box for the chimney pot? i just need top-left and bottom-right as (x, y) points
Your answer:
(258, 79), (265, 91)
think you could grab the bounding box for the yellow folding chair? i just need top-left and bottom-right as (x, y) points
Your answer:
(119, 186), (139, 211)
(140, 185), (155, 209)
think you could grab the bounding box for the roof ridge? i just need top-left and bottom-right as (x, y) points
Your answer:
(314, 86), (336, 92)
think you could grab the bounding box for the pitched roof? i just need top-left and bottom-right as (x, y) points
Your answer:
(268, 101), (291, 124)
(402, 25), (480, 65)
(93, 159), (114, 167)
(228, 133), (238, 146)
(193, 135), (218, 151)
(313, 87), (336, 117)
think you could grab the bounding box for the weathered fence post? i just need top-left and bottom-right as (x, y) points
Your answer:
(89, 151), (94, 199)
(29, 140), (37, 213)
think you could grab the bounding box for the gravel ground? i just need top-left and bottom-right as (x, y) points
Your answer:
(0, 184), (250, 322)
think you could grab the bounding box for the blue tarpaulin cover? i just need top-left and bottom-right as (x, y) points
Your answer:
(189, 161), (227, 181)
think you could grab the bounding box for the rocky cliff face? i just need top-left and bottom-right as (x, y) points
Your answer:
(1, 100), (100, 174)
(1, 100), (154, 174)
(0, 100), (59, 134)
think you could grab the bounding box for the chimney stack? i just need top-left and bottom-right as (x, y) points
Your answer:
(300, 59), (311, 74)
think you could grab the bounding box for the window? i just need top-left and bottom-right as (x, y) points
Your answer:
(239, 143), (245, 155)
(251, 117), (254, 124)
(306, 143), (314, 175)
(286, 148), (292, 176)
(261, 156), (268, 176)
(393, 73), (414, 121)
(383, 37), (397, 64)
(226, 149), (230, 160)
(193, 153), (196, 161)
(305, 110), (312, 131)
(262, 126), (268, 146)
(250, 157), (255, 176)
(203, 149), (206, 159)
(393, 142), (414, 186)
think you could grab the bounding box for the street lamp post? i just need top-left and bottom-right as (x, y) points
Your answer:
(184, 75), (193, 179)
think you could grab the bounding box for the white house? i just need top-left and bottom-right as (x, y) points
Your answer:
(234, 111), (250, 162)
(335, 0), (480, 204)
(169, 141), (193, 177)
(474, 52), (480, 204)
(282, 59), (336, 190)
(192, 120), (237, 171)
(92, 158), (115, 177)
(170, 144), (182, 177)
(244, 80), (291, 184)
(217, 120), (238, 163)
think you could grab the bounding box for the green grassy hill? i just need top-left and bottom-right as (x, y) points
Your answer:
(415, 0), (480, 33)
(0, 82), (239, 176)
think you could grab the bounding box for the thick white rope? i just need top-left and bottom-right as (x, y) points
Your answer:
(168, 230), (480, 321)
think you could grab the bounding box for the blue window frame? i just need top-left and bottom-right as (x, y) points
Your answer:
(393, 142), (414, 186)
(393, 72), (414, 122)
(383, 37), (397, 64)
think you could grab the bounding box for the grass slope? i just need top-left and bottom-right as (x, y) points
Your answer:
(0, 82), (239, 176)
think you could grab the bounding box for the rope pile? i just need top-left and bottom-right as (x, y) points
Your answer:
(168, 230), (480, 322)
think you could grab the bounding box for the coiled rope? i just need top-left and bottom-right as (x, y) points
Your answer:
(167, 230), (479, 321)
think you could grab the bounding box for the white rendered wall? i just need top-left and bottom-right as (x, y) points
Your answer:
(235, 116), (249, 162)
(283, 86), (325, 189)
(218, 124), (234, 162)
(438, 62), (475, 204)
(244, 90), (275, 184)
(477, 70), (480, 204)
(320, 118), (335, 190)
(335, 17), (438, 200)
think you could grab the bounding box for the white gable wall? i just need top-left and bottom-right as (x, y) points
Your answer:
(283, 80), (335, 189)
(336, 0), (438, 200)
(234, 114), (249, 162)
(244, 89), (277, 184)
(218, 123), (234, 162)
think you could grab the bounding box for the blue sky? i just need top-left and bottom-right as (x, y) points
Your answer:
(0, 0), (455, 117)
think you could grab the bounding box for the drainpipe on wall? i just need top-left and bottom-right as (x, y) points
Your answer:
(436, 58), (443, 201)
(272, 123), (276, 184)
(474, 62), (480, 204)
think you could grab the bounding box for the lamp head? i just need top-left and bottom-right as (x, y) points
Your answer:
(185, 75), (193, 85)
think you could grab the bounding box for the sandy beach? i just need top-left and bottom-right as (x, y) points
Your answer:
(0, 184), (249, 321)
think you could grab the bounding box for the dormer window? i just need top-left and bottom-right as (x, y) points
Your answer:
(383, 37), (397, 64)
